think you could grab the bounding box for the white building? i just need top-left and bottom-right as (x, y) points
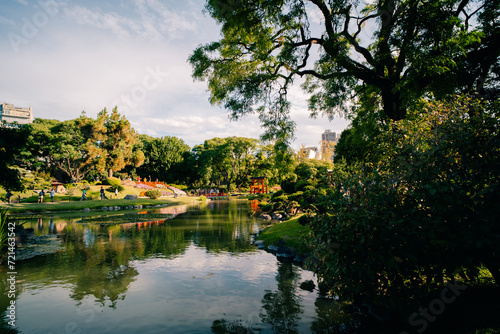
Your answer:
(0, 102), (33, 126)
(302, 146), (319, 159)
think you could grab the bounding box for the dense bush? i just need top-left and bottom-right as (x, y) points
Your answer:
(107, 184), (125, 193)
(258, 201), (273, 212)
(104, 177), (121, 186)
(271, 189), (284, 199)
(280, 160), (332, 194)
(145, 189), (162, 199)
(306, 99), (500, 306)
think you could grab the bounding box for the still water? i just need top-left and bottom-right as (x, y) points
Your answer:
(1, 201), (352, 334)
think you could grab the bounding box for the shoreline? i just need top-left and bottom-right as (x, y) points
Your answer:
(1, 196), (198, 215)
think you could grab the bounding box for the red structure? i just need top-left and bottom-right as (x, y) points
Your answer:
(250, 177), (268, 194)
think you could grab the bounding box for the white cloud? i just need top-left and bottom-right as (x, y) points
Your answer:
(62, 4), (139, 39)
(133, 0), (197, 40)
(61, 1), (198, 42)
(0, 0), (349, 151)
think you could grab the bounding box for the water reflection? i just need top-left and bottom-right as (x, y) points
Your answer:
(260, 263), (303, 334)
(1, 201), (353, 334)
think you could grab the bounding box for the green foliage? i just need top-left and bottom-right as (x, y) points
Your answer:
(86, 107), (144, 178)
(194, 136), (262, 190)
(191, 0), (498, 141)
(137, 135), (191, 183)
(145, 189), (162, 199)
(0, 208), (8, 252)
(23, 117), (95, 183)
(259, 201), (273, 212)
(271, 189), (284, 199)
(0, 126), (28, 190)
(168, 184), (187, 190)
(19, 169), (52, 191)
(107, 184), (125, 193)
(104, 177), (121, 186)
(280, 159), (332, 194)
(306, 99), (500, 306)
(334, 97), (390, 165)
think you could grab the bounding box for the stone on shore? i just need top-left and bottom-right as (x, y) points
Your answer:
(124, 194), (138, 200)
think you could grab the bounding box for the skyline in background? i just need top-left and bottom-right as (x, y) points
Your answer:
(0, 0), (350, 149)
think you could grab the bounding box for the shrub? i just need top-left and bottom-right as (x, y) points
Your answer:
(145, 189), (162, 199)
(271, 189), (284, 199)
(107, 184), (125, 192)
(259, 201), (273, 212)
(259, 193), (271, 201)
(169, 184), (187, 190)
(0, 208), (8, 251)
(104, 177), (121, 186)
(307, 99), (500, 306)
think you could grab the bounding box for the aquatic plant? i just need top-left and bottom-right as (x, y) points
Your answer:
(0, 208), (8, 256)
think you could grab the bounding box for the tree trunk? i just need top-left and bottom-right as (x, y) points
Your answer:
(381, 86), (406, 121)
(108, 169), (113, 178)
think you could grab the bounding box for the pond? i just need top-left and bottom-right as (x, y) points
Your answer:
(1, 201), (354, 334)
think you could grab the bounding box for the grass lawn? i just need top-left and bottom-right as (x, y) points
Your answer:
(0, 184), (200, 214)
(256, 213), (310, 253)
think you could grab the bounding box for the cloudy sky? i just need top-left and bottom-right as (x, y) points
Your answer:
(0, 0), (350, 150)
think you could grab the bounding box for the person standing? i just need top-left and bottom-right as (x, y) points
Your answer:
(38, 190), (44, 203)
(6, 190), (12, 204)
(115, 187), (118, 199)
(80, 188), (87, 201)
(100, 187), (105, 200)
(50, 188), (55, 202)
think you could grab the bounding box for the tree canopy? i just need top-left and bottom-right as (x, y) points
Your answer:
(194, 136), (261, 191)
(190, 0), (499, 141)
(137, 135), (191, 183)
(85, 107), (145, 178)
(0, 126), (28, 191)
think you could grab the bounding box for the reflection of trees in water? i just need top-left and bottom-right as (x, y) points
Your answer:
(310, 298), (361, 334)
(59, 222), (196, 308)
(54, 224), (140, 308)
(259, 262), (303, 334)
(173, 201), (258, 254)
(210, 319), (253, 334)
(69, 263), (138, 309)
(210, 261), (306, 334)
(7, 202), (261, 317)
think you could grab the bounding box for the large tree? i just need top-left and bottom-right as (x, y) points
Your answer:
(137, 135), (191, 183)
(190, 0), (499, 140)
(86, 107), (144, 178)
(22, 118), (61, 173)
(49, 117), (95, 183)
(0, 126), (28, 191)
(195, 137), (261, 191)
